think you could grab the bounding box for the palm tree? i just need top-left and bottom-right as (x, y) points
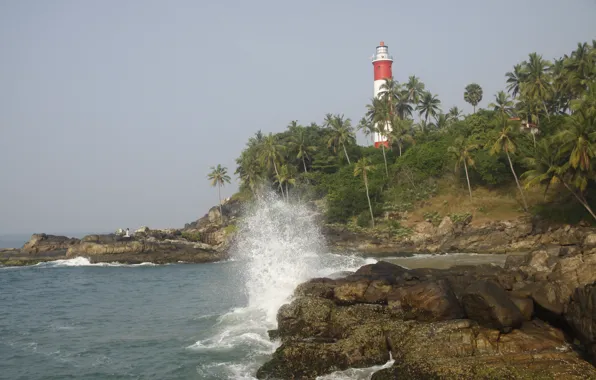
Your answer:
(447, 106), (463, 122)
(276, 165), (297, 201)
(260, 133), (286, 197)
(288, 126), (316, 172)
(379, 77), (401, 114)
(521, 53), (552, 117)
(490, 121), (529, 211)
(522, 137), (563, 200)
(354, 157), (376, 228)
(235, 151), (262, 197)
(448, 137), (477, 201)
(557, 109), (596, 173)
(464, 83), (483, 113)
(416, 91), (441, 123)
(405, 75), (426, 105)
(395, 90), (414, 119)
(390, 117), (415, 156)
(327, 114), (355, 164)
(207, 164), (231, 223)
(433, 113), (449, 130)
(489, 91), (515, 119)
(323, 113), (334, 128)
(505, 64), (526, 98)
(357, 117), (376, 146)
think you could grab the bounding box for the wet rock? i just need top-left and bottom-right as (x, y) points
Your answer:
(462, 280), (524, 332)
(387, 280), (464, 321)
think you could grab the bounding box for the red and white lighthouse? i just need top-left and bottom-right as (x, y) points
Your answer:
(372, 41), (393, 148)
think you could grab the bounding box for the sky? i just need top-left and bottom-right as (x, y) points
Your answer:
(1, 0), (595, 235)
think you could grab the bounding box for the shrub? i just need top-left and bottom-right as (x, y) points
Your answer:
(181, 231), (201, 242)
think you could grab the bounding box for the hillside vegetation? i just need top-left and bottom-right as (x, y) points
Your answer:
(232, 41), (596, 229)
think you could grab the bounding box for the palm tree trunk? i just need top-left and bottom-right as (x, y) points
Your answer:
(381, 144), (388, 177)
(562, 181), (596, 222)
(285, 183), (289, 201)
(364, 175), (375, 228)
(218, 183), (223, 224)
(473, 105), (476, 114)
(302, 157), (308, 173)
(273, 161), (285, 198)
(463, 160), (473, 202)
(506, 151), (528, 211)
(342, 143), (351, 165)
(398, 143), (402, 157)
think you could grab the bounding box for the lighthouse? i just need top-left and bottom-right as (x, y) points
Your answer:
(372, 41), (393, 148)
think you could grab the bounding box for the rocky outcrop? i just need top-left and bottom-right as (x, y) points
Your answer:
(257, 260), (596, 379)
(1, 229), (226, 266)
(325, 217), (596, 256)
(21, 233), (79, 254)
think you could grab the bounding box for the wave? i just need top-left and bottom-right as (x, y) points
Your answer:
(33, 257), (160, 268)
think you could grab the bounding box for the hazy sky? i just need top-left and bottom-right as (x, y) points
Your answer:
(1, 0), (595, 234)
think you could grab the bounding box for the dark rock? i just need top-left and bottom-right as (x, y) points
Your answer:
(21, 233), (79, 254)
(462, 280), (524, 332)
(387, 280), (464, 321)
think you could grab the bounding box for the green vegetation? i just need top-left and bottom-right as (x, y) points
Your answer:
(233, 41), (596, 227)
(207, 164), (231, 224)
(181, 231), (201, 242)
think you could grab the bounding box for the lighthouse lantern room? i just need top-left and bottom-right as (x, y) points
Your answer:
(372, 41), (394, 148)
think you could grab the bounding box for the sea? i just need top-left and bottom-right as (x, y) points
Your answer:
(0, 196), (399, 380)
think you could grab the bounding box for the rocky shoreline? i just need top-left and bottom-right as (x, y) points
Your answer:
(256, 246), (596, 379)
(324, 216), (596, 257)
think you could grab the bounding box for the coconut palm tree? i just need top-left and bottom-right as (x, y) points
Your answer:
(207, 164), (231, 223)
(416, 91), (441, 123)
(405, 75), (426, 105)
(489, 91), (515, 119)
(447, 106), (463, 122)
(395, 90), (414, 120)
(379, 77), (401, 114)
(521, 53), (552, 117)
(354, 157), (376, 228)
(390, 117), (415, 156)
(357, 117), (376, 146)
(448, 137), (477, 201)
(557, 109), (596, 173)
(276, 164), (297, 201)
(288, 126), (316, 172)
(260, 133), (286, 196)
(327, 114), (355, 164)
(490, 121), (529, 211)
(522, 137), (564, 200)
(464, 83), (483, 113)
(433, 113), (449, 130)
(505, 64), (526, 98)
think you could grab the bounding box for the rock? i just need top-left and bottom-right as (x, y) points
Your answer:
(436, 216), (454, 236)
(21, 233), (79, 254)
(387, 280), (464, 321)
(585, 233), (596, 248)
(509, 295), (534, 321)
(566, 283), (596, 361)
(462, 280), (524, 332)
(135, 226), (150, 234)
(258, 257), (596, 379)
(374, 320), (591, 380)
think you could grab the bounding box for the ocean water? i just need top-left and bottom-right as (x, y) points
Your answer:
(0, 196), (389, 379)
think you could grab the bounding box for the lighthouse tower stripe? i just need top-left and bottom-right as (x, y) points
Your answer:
(371, 41), (393, 148)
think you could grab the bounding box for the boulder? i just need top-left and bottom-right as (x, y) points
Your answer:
(387, 280), (464, 321)
(461, 280), (524, 332)
(585, 233), (596, 248)
(436, 216), (454, 236)
(21, 234), (79, 254)
(566, 282), (596, 361)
